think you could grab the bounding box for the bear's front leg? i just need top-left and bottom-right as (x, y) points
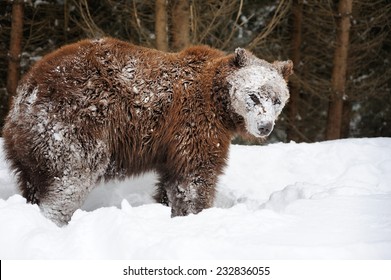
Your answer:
(39, 172), (96, 226)
(168, 175), (216, 217)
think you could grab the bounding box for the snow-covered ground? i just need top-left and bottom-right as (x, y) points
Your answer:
(0, 138), (390, 259)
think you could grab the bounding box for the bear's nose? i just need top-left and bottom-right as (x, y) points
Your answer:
(258, 122), (274, 136)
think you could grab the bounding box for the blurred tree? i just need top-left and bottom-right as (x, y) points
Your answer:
(326, 0), (353, 140)
(345, 0), (391, 137)
(155, 0), (168, 51)
(277, 0), (391, 141)
(171, 0), (190, 51)
(6, 0), (24, 98)
(286, 0), (303, 142)
(1, 0), (24, 130)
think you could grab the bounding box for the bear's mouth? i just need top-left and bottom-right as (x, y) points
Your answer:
(257, 122), (274, 136)
(246, 120), (274, 137)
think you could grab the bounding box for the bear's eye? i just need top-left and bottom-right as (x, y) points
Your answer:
(273, 98), (281, 106)
(249, 94), (261, 105)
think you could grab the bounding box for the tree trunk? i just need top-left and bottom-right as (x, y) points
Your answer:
(155, 0), (169, 51)
(325, 0), (352, 140)
(171, 0), (190, 51)
(287, 0), (303, 142)
(341, 100), (352, 138)
(64, 0), (69, 42)
(6, 0), (24, 98)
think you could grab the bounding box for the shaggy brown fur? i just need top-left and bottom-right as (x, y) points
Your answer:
(2, 37), (292, 225)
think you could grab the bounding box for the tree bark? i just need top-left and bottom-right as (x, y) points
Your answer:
(6, 0), (24, 98)
(171, 0), (190, 51)
(155, 0), (169, 51)
(326, 0), (353, 140)
(64, 0), (69, 42)
(287, 0), (303, 142)
(341, 100), (352, 138)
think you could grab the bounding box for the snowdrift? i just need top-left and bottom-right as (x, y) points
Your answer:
(0, 138), (390, 259)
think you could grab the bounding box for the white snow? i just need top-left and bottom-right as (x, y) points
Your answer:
(0, 137), (390, 259)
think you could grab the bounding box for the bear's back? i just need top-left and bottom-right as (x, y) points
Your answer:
(6, 38), (230, 176)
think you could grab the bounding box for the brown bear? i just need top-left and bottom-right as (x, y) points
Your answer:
(2, 37), (292, 226)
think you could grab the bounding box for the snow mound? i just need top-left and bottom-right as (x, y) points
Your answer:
(0, 138), (391, 259)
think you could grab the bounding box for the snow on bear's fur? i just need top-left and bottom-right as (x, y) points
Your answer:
(2, 37), (293, 226)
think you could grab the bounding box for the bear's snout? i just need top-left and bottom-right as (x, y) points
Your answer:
(257, 122), (274, 136)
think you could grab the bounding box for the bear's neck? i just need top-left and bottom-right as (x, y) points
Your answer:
(207, 58), (246, 134)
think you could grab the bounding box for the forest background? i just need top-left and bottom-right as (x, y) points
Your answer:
(1, 0), (390, 143)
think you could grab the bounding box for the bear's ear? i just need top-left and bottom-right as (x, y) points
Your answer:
(273, 60), (294, 81)
(234, 48), (250, 67)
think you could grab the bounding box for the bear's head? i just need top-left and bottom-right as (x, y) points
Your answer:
(227, 48), (293, 137)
